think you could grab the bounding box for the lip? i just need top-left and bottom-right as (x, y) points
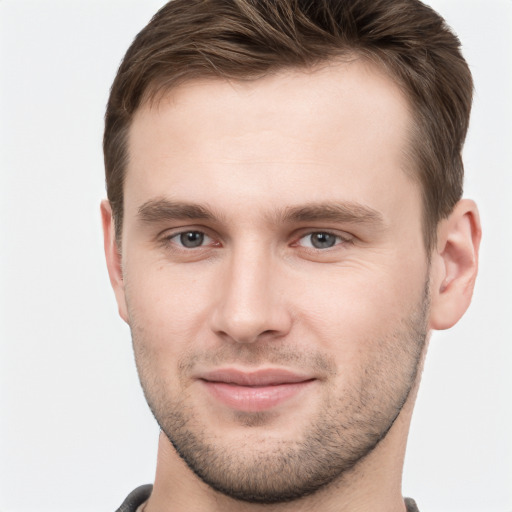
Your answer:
(198, 368), (316, 412)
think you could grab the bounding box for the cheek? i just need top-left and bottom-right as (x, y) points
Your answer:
(295, 258), (427, 352)
(124, 262), (215, 354)
(125, 267), (213, 398)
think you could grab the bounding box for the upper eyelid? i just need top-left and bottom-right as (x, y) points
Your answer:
(158, 228), (217, 249)
(296, 231), (351, 245)
(160, 225), (215, 239)
(168, 230), (210, 239)
(161, 227), (350, 238)
(294, 228), (353, 241)
(302, 229), (349, 236)
(157, 227), (353, 248)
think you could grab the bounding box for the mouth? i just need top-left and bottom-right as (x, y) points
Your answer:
(197, 368), (316, 412)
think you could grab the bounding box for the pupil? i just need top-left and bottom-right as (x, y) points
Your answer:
(180, 231), (204, 248)
(312, 232), (336, 249)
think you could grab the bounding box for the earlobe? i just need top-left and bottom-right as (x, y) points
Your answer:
(100, 200), (129, 323)
(429, 199), (482, 330)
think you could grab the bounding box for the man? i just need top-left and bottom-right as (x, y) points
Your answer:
(101, 0), (481, 510)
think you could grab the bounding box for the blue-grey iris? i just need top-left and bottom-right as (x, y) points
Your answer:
(180, 231), (204, 248)
(311, 233), (336, 249)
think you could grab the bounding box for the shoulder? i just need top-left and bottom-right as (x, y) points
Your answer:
(405, 497), (420, 512)
(115, 484), (153, 512)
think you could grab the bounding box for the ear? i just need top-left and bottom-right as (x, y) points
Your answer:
(429, 199), (482, 330)
(101, 200), (129, 323)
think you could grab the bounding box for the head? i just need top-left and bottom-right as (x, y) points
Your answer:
(102, 0), (480, 506)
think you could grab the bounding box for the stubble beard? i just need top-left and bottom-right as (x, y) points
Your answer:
(130, 284), (429, 505)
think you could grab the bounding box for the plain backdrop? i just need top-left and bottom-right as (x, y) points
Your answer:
(0, 1), (511, 511)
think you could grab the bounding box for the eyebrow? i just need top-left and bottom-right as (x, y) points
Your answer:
(138, 198), (220, 223)
(137, 198), (384, 227)
(277, 203), (384, 226)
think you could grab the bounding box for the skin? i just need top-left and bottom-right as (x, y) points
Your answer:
(102, 59), (481, 512)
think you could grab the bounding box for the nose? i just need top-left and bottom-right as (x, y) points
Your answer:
(210, 244), (292, 344)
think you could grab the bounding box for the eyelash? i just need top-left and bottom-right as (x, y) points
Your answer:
(163, 230), (217, 250)
(161, 229), (352, 251)
(293, 231), (351, 250)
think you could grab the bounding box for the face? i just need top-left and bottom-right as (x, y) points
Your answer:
(116, 60), (431, 503)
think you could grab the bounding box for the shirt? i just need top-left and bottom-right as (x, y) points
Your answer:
(115, 484), (420, 511)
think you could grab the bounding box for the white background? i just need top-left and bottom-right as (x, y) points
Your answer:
(0, 1), (511, 511)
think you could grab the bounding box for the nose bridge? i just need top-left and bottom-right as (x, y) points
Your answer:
(212, 238), (289, 343)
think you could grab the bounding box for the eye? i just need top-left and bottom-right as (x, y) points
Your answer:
(169, 231), (213, 248)
(297, 232), (345, 249)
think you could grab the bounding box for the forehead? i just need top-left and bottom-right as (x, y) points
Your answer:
(124, 59), (418, 227)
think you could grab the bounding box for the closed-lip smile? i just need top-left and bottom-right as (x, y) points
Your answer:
(197, 368), (316, 412)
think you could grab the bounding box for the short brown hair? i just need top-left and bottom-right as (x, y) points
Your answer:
(104, 0), (473, 252)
